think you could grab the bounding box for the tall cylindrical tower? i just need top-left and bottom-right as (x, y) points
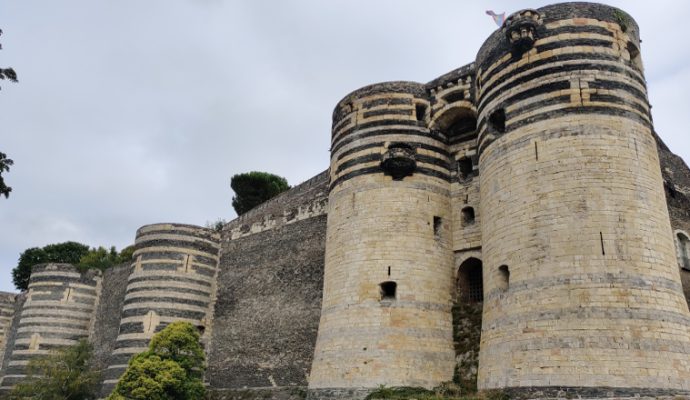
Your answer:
(476, 3), (690, 395)
(101, 223), (220, 395)
(308, 82), (455, 398)
(0, 264), (101, 390)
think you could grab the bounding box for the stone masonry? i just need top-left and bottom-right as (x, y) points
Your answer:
(1, 2), (690, 400)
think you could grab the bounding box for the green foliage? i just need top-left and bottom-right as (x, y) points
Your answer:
(107, 354), (197, 400)
(147, 321), (205, 376)
(78, 245), (135, 271)
(230, 171), (289, 215)
(12, 242), (132, 290)
(8, 339), (100, 400)
(365, 385), (479, 400)
(365, 384), (503, 400)
(205, 218), (226, 232)
(451, 302), (482, 392)
(12, 241), (90, 291)
(365, 386), (432, 399)
(613, 9), (629, 32)
(0, 29), (19, 90)
(108, 321), (206, 400)
(0, 151), (13, 199)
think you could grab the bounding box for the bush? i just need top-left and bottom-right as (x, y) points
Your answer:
(107, 321), (205, 400)
(8, 339), (100, 400)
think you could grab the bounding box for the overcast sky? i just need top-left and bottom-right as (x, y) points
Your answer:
(1, 1), (688, 293)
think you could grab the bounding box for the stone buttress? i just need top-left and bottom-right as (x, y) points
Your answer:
(475, 3), (690, 396)
(308, 82), (455, 398)
(100, 223), (220, 396)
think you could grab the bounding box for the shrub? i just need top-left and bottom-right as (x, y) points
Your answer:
(8, 339), (100, 400)
(107, 321), (205, 400)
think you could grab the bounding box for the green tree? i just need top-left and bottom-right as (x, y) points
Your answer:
(12, 241), (90, 290)
(1, 29), (18, 199)
(107, 321), (205, 400)
(117, 245), (135, 264)
(230, 171), (289, 215)
(8, 339), (100, 400)
(0, 29), (18, 90)
(78, 245), (134, 271)
(0, 151), (13, 199)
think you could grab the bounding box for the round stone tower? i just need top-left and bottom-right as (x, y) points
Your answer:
(476, 3), (690, 395)
(308, 82), (455, 398)
(101, 223), (219, 395)
(0, 264), (101, 390)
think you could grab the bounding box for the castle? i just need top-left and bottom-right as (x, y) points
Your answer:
(2, 2), (690, 399)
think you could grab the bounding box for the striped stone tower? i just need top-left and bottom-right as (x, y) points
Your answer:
(0, 293), (16, 375)
(476, 3), (690, 395)
(101, 223), (220, 395)
(0, 264), (101, 391)
(308, 82), (455, 398)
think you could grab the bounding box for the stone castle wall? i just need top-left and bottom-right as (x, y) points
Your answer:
(207, 214), (326, 391)
(2, 3), (690, 399)
(206, 171), (329, 393)
(89, 263), (131, 376)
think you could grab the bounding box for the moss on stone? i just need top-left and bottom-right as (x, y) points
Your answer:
(451, 302), (482, 393)
(365, 385), (506, 400)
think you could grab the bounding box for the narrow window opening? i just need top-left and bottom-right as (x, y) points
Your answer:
(489, 109), (506, 133)
(458, 157), (474, 180)
(665, 182), (677, 199)
(677, 232), (690, 270)
(600, 232), (606, 255)
(498, 265), (510, 292)
(433, 216), (442, 236)
(387, 266), (391, 276)
(626, 41), (643, 70)
(457, 258), (483, 303)
(415, 104), (427, 122)
(380, 281), (397, 300)
(461, 207), (475, 226)
(534, 141), (539, 161)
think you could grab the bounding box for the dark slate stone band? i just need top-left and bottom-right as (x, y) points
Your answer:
(478, 105), (652, 156)
(332, 127), (445, 155)
(336, 140), (450, 162)
(329, 166), (451, 192)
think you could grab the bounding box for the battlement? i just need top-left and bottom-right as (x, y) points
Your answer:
(223, 170), (329, 240)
